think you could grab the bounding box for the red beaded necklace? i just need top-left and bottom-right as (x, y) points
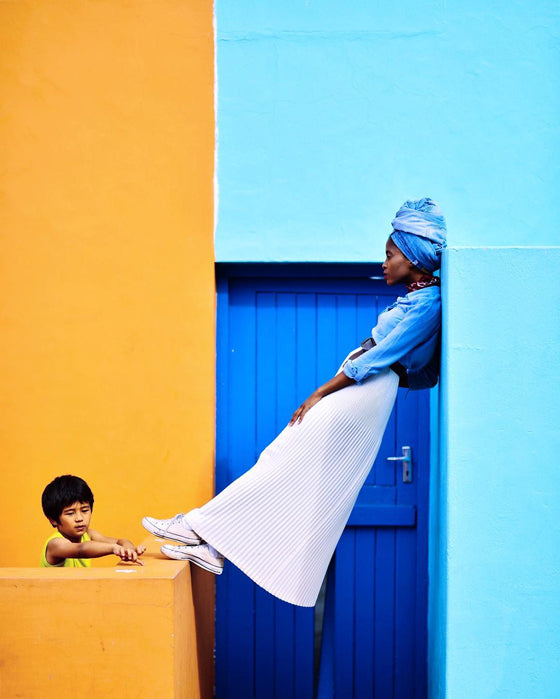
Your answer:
(406, 275), (441, 293)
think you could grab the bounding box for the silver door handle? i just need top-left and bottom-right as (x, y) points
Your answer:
(387, 445), (412, 483)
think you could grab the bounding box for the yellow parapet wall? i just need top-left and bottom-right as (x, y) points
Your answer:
(0, 537), (213, 698)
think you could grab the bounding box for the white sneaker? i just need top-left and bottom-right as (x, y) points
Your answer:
(142, 514), (201, 545)
(160, 543), (224, 575)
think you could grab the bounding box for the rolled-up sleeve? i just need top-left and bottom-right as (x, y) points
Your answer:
(342, 301), (440, 383)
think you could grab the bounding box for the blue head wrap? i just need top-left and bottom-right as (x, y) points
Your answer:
(390, 197), (447, 273)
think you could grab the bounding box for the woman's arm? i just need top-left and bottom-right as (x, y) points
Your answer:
(348, 344), (409, 387)
(290, 301), (439, 424)
(342, 301), (440, 384)
(289, 371), (356, 425)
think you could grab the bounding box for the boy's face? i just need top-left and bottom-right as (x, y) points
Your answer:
(50, 500), (92, 542)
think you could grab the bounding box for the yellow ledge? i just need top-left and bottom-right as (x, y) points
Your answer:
(0, 537), (213, 698)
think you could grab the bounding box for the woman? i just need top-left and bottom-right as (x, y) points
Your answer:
(143, 197), (446, 608)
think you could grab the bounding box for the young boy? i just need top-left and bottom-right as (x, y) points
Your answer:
(40, 475), (145, 567)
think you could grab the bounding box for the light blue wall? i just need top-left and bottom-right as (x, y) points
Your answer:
(215, 2), (560, 696)
(216, 1), (560, 261)
(438, 246), (560, 697)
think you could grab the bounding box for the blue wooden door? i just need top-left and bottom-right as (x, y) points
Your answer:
(215, 265), (430, 698)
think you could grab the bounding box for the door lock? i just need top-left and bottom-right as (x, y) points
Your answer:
(387, 445), (412, 483)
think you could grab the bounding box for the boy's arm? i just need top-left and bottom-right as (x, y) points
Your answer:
(89, 529), (146, 563)
(88, 528), (119, 544)
(45, 536), (140, 566)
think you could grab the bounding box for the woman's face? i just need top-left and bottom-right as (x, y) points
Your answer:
(382, 237), (418, 286)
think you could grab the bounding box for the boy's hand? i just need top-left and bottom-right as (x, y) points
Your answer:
(124, 542), (146, 561)
(112, 543), (144, 566)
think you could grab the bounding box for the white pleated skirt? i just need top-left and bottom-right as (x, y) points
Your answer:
(186, 365), (399, 607)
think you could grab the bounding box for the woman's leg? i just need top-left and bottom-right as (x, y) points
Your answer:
(142, 513), (201, 545)
(159, 542), (224, 574)
(142, 513), (225, 573)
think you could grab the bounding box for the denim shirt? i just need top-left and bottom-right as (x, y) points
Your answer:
(342, 286), (441, 390)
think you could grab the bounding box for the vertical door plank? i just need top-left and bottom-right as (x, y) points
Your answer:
(295, 292), (318, 402)
(334, 529), (356, 698)
(294, 606), (315, 698)
(394, 383), (418, 697)
(254, 290), (277, 697)
(229, 283), (258, 480)
(273, 602), (296, 697)
(255, 586), (275, 698)
(394, 527), (417, 698)
(273, 293), (297, 697)
(256, 291), (278, 452)
(374, 527), (396, 699)
(353, 527), (376, 698)
(317, 294), (338, 383)
(356, 293), (379, 344)
(317, 562), (336, 698)
(218, 282), (257, 697)
(357, 293), (384, 490)
(294, 290), (319, 699)
(374, 401), (398, 488)
(335, 293), (357, 365)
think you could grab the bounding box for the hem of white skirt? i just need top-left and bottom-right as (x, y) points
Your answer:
(185, 510), (318, 608)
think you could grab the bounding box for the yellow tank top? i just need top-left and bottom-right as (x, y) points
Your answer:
(40, 530), (92, 567)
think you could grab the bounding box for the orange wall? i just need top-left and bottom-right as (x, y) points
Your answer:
(0, 1), (215, 566)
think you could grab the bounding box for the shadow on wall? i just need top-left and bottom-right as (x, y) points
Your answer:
(191, 565), (216, 699)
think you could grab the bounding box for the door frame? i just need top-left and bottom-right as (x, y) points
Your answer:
(214, 262), (432, 697)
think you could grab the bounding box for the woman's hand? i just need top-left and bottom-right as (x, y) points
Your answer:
(289, 371), (356, 426)
(289, 392), (322, 426)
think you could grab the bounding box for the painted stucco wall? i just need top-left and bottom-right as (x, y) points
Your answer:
(215, 1), (559, 261)
(214, 2), (560, 696)
(438, 247), (560, 697)
(0, 1), (215, 567)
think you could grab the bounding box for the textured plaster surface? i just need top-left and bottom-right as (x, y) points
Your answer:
(439, 246), (560, 697)
(215, 1), (560, 261)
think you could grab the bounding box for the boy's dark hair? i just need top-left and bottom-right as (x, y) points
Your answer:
(41, 475), (94, 523)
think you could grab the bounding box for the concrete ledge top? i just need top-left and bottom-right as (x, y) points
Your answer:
(0, 535), (188, 581)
